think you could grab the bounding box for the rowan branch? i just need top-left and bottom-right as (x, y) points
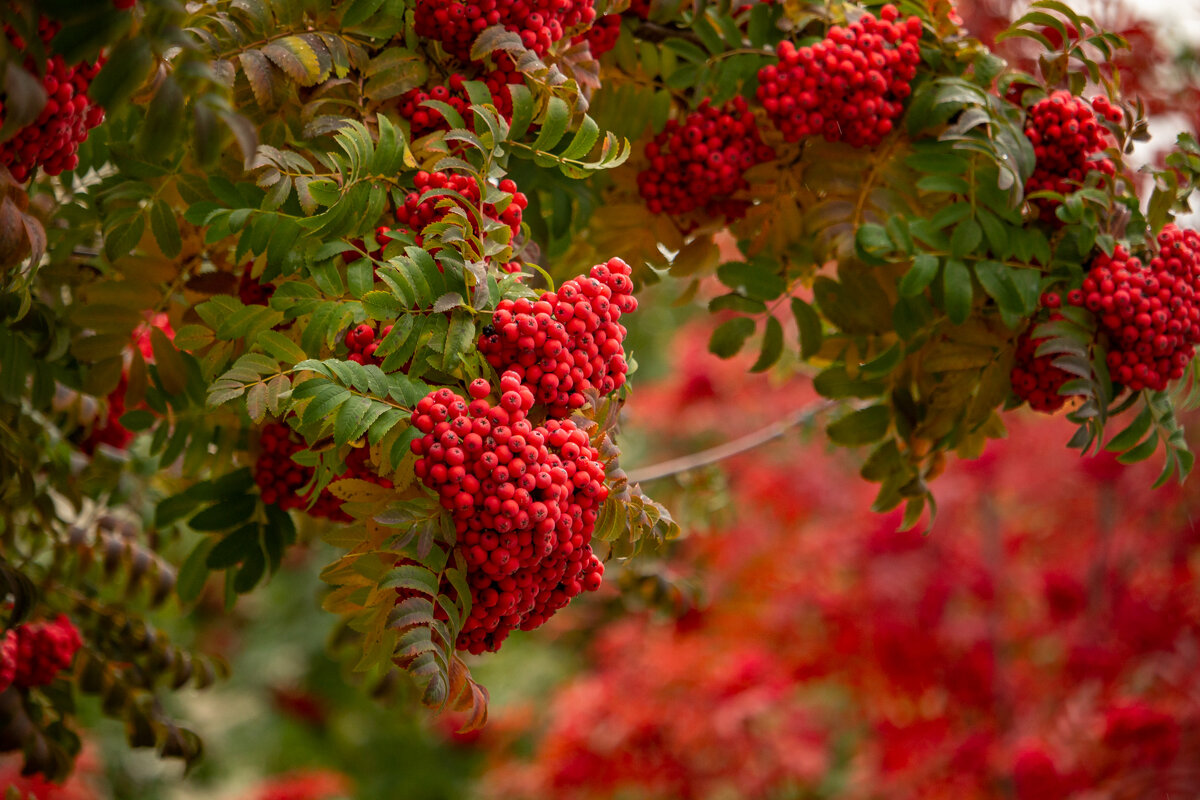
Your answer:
(625, 400), (834, 484)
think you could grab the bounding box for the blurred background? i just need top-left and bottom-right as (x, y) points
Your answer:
(7, 1), (1200, 798)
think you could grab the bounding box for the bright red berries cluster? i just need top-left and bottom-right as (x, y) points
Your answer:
(0, 615), (82, 692)
(1068, 225), (1200, 392)
(385, 171), (526, 251)
(1010, 296), (1072, 413)
(1024, 91), (1118, 222)
(344, 322), (391, 366)
(637, 97), (774, 220)
(0, 18), (105, 183)
(479, 258), (636, 418)
(414, 0), (596, 61)
(573, 13), (621, 57)
(255, 423), (391, 522)
(756, 5), (921, 148)
(398, 66), (520, 140)
(410, 374), (607, 654)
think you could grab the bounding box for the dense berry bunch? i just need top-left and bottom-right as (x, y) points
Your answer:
(413, 0), (596, 61)
(344, 322), (391, 366)
(756, 5), (921, 147)
(410, 374), (607, 654)
(1010, 300), (1072, 413)
(389, 171), (526, 250)
(479, 258), (636, 418)
(0, 18), (105, 182)
(637, 97), (774, 220)
(1025, 91), (1118, 222)
(4, 615), (83, 688)
(1068, 225), (1200, 392)
(255, 424), (391, 521)
(573, 13), (621, 57)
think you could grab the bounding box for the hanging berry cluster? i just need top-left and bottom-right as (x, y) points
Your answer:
(344, 322), (391, 366)
(410, 374), (607, 654)
(637, 97), (775, 221)
(383, 172), (527, 253)
(573, 13), (621, 57)
(756, 5), (921, 148)
(1010, 296), (1072, 413)
(1068, 225), (1200, 392)
(0, 17), (104, 183)
(255, 423), (392, 521)
(479, 258), (636, 417)
(413, 0), (597, 61)
(1024, 91), (1118, 222)
(0, 616), (82, 692)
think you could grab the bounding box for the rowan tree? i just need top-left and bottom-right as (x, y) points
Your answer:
(0, 0), (1198, 787)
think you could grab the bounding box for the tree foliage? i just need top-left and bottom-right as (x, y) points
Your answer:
(1, 0), (1199, 785)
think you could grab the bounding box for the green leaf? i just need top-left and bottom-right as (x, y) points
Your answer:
(716, 260), (785, 301)
(257, 330), (307, 364)
(175, 539), (215, 605)
(827, 405), (891, 446)
(949, 218), (983, 258)
(1116, 431), (1159, 465)
(856, 223), (894, 263)
(749, 316), (783, 373)
(791, 298), (823, 360)
(974, 261), (1026, 316)
(1105, 403), (1153, 452)
(149, 200), (182, 258)
(88, 35), (154, 111)
(900, 254), (940, 297)
(207, 524), (257, 569)
(189, 495), (257, 532)
(532, 98), (570, 152)
(942, 258), (973, 324)
(708, 317), (756, 358)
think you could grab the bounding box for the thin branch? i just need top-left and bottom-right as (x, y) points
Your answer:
(625, 400), (834, 484)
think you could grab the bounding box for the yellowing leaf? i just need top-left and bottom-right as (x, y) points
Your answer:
(263, 37), (323, 87)
(327, 477), (395, 503)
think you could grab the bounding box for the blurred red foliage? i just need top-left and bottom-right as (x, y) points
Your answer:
(476, 309), (1200, 799)
(244, 768), (353, 800)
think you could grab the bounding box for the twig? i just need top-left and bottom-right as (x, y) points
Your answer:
(625, 400), (834, 484)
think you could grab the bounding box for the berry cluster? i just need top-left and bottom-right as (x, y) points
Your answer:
(344, 322), (391, 366)
(573, 13), (621, 57)
(239, 264), (275, 306)
(414, 0), (596, 61)
(386, 171), (527, 251)
(255, 423), (392, 522)
(0, 18), (105, 183)
(1024, 91), (1118, 222)
(756, 5), (921, 148)
(1068, 225), (1200, 392)
(397, 65), (520, 141)
(479, 258), (636, 418)
(82, 312), (174, 455)
(1010, 296), (1072, 413)
(0, 615), (83, 692)
(410, 374), (606, 654)
(637, 97), (775, 220)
